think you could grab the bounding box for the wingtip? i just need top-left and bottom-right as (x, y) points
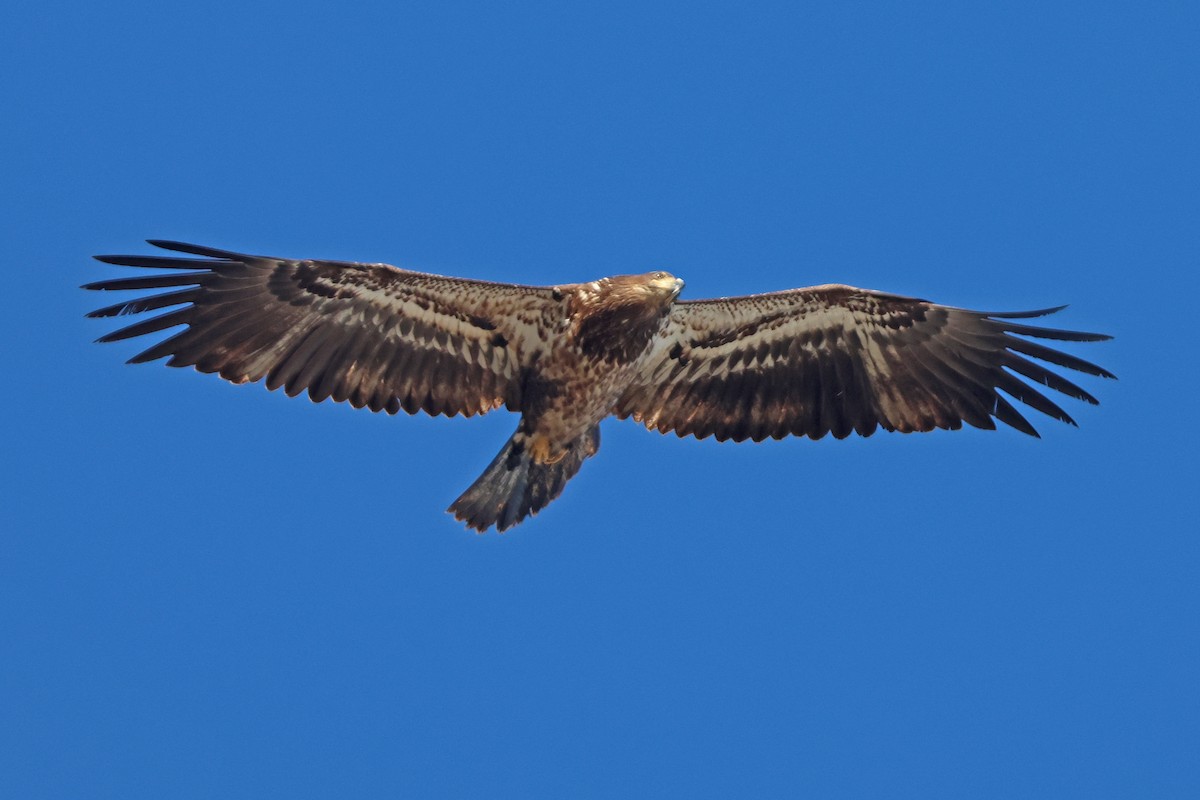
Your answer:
(146, 238), (185, 250)
(143, 239), (250, 260)
(985, 305), (1069, 320)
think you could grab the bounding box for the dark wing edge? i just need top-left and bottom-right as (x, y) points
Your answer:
(615, 285), (1114, 443)
(84, 240), (558, 417)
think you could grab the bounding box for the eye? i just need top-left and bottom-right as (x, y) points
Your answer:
(652, 271), (667, 280)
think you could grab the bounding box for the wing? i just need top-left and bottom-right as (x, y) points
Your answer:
(615, 284), (1114, 442)
(85, 240), (560, 417)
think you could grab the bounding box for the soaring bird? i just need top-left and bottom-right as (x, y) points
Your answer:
(86, 241), (1113, 532)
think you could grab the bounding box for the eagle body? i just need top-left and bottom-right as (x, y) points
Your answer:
(87, 241), (1114, 532)
(451, 273), (682, 530)
(525, 274), (682, 455)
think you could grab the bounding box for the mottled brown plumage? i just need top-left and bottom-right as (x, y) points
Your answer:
(86, 241), (1114, 531)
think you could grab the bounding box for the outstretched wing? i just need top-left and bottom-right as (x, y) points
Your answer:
(85, 240), (559, 417)
(615, 284), (1114, 442)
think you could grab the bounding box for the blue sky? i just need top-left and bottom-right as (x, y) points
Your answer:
(2, 1), (1197, 797)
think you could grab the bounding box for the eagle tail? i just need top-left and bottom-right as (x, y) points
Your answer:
(448, 425), (601, 533)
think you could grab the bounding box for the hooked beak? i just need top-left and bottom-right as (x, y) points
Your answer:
(648, 273), (684, 297)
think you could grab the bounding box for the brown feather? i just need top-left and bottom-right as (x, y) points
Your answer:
(89, 242), (555, 419)
(617, 286), (1114, 440)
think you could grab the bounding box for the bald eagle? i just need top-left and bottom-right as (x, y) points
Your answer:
(86, 241), (1113, 532)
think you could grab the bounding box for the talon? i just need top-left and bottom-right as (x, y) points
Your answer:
(528, 434), (568, 464)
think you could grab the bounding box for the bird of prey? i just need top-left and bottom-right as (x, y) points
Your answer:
(85, 241), (1113, 532)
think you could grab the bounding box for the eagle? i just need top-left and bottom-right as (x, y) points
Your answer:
(85, 241), (1113, 532)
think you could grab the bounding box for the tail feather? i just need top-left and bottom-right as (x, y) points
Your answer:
(449, 426), (600, 533)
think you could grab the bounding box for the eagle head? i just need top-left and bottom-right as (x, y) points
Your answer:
(645, 271), (684, 298)
(569, 271), (685, 361)
(573, 272), (684, 307)
(597, 271), (683, 304)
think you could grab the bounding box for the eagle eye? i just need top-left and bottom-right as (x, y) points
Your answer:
(651, 271), (668, 280)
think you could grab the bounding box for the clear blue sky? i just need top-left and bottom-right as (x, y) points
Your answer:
(3, 1), (1197, 797)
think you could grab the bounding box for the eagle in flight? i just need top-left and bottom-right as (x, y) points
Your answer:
(86, 241), (1113, 532)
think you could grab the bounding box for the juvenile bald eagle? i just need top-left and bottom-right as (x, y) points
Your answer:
(86, 241), (1113, 532)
